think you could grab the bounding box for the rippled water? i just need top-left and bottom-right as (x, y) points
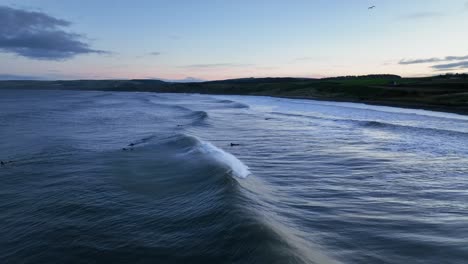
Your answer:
(1, 90), (467, 264)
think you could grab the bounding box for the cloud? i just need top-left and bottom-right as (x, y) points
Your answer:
(179, 63), (253, 69)
(400, 12), (444, 19)
(0, 73), (44, 80)
(0, 72), (83, 80)
(399, 58), (442, 64)
(400, 55), (468, 65)
(0, 6), (108, 60)
(149, 52), (161, 56)
(431, 61), (468, 70)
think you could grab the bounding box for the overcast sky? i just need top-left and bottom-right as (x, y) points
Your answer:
(1, 0), (468, 80)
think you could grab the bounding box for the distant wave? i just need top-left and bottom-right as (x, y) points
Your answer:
(270, 111), (468, 136)
(215, 99), (250, 109)
(128, 98), (210, 126)
(270, 111), (328, 121)
(141, 97), (192, 111)
(185, 110), (209, 125)
(355, 120), (468, 137)
(91, 92), (114, 99)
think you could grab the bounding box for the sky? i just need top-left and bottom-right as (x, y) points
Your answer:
(0, 0), (468, 81)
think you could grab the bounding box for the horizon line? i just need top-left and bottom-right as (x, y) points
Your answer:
(1, 73), (468, 82)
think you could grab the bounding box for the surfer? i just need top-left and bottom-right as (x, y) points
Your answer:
(0, 161), (4, 166)
(230, 143), (240, 147)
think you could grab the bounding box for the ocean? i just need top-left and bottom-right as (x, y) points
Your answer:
(1, 89), (467, 264)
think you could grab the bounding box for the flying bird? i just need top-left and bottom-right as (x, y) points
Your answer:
(368, 5), (376, 9)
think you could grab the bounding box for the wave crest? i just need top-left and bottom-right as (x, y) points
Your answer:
(184, 138), (251, 178)
(129, 134), (251, 179)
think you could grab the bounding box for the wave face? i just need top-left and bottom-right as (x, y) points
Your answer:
(1, 90), (468, 264)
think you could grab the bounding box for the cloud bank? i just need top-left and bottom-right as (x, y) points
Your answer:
(431, 61), (468, 70)
(400, 54), (468, 70)
(0, 6), (107, 60)
(400, 12), (443, 20)
(0, 73), (44, 80)
(400, 55), (468, 65)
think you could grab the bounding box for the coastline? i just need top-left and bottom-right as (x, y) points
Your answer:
(275, 95), (468, 116)
(1, 87), (467, 116)
(1, 76), (467, 116)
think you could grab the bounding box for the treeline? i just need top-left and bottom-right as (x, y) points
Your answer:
(323, 74), (402, 80)
(434, 73), (468, 79)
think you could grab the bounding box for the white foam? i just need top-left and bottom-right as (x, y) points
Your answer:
(196, 141), (251, 178)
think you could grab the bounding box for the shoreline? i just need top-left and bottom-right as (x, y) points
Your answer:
(1, 76), (467, 116)
(273, 95), (468, 116)
(2, 87), (467, 116)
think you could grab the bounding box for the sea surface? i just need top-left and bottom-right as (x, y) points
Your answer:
(1, 89), (468, 264)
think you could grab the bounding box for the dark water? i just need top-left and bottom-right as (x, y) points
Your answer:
(1, 90), (468, 264)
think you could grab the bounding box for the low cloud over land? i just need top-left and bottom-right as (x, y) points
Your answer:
(400, 55), (468, 65)
(400, 54), (468, 71)
(431, 61), (468, 70)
